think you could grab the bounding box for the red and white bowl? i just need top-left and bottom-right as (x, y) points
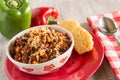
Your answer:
(6, 25), (74, 75)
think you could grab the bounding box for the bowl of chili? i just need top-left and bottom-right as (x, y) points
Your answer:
(6, 25), (74, 75)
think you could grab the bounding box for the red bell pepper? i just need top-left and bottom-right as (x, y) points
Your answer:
(31, 7), (59, 27)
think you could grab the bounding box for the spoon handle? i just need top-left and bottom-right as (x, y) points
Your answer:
(113, 35), (120, 46)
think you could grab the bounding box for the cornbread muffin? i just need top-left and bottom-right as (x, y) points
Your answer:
(59, 20), (94, 54)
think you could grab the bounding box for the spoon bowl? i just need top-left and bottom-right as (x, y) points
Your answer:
(99, 17), (117, 35)
(98, 17), (120, 46)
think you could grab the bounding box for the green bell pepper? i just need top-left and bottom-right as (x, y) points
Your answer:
(0, 0), (32, 38)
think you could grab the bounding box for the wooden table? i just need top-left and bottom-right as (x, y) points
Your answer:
(0, 0), (120, 80)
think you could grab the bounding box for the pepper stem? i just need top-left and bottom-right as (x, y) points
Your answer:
(47, 16), (58, 25)
(6, 0), (21, 8)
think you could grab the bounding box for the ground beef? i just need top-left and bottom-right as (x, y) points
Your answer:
(10, 27), (71, 64)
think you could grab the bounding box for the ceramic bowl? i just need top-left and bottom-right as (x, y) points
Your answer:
(6, 25), (74, 75)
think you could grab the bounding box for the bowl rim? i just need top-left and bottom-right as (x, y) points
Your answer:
(6, 25), (74, 66)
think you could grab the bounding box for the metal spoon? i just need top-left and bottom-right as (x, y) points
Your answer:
(98, 17), (120, 46)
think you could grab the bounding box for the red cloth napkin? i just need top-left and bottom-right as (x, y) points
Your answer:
(87, 11), (120, 79)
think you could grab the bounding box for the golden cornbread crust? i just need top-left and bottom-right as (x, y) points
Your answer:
(59, 20), (94, 54)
